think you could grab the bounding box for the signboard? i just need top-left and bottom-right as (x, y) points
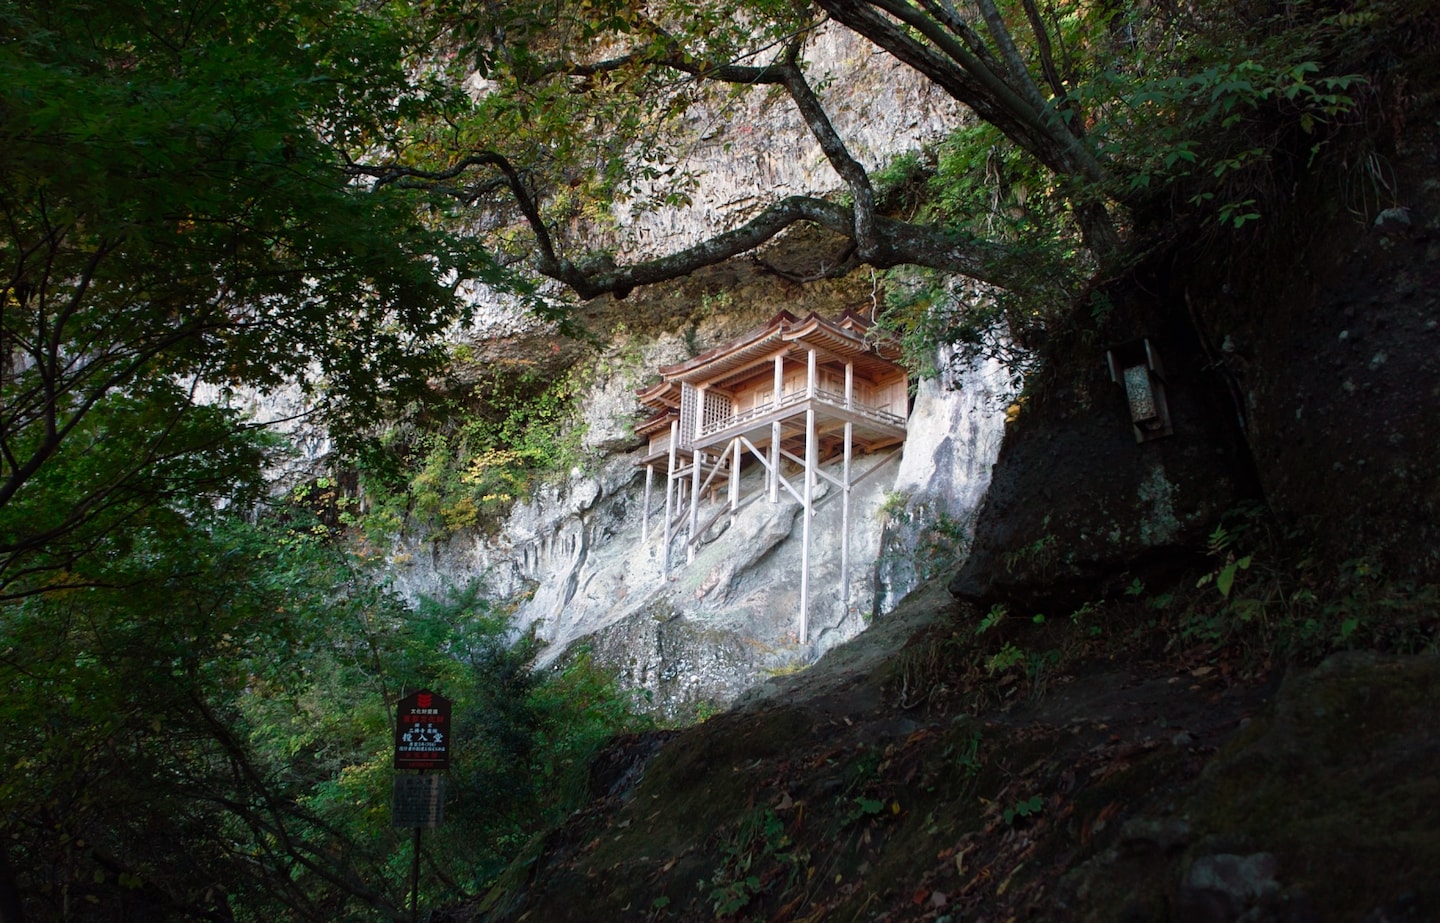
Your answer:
(394, 689), (452, 771)
(392, 773), (445, 829)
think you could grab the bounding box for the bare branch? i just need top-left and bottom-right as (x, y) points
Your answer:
(348, 151), (565, 279)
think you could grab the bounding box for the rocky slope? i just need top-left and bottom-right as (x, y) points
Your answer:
(449, 576), (1439, 923)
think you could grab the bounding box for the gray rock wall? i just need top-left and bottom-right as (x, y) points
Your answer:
(601, 22), (963, 258)
(314, 25), (1006, 717)
(383, 327), (1013, 720)
(875, 342), (1019, 614)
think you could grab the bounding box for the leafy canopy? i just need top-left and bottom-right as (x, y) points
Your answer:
(360, 0), (1374, 322)
(0, 0), (511, 592)
(1, 487), (648, 919)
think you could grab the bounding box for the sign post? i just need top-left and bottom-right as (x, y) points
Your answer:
(391, 689), (452, 923)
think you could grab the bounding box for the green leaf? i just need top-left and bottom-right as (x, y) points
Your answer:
(1216, 555), (1253, 598)
(1217, 562), (1238, 598)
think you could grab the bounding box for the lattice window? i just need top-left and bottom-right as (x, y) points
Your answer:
(703, 389), (733, 434)
(678, 382), (698, 451)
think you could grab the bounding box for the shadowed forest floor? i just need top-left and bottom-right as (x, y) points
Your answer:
(449, 577), (1440, 923)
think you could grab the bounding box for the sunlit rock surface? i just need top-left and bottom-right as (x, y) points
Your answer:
(350, 28), (987, 717)
(387, 336), (1012, 719)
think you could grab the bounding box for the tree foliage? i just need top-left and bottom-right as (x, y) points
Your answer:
(356, 0), (1383, 322)
(0, 488), (646, 920)
(0, 0), (509, 593)
(357, 361), (589, 543)
(0, 1), (651, 919)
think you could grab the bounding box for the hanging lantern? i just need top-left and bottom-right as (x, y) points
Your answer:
(1106, 338), (1173, 442)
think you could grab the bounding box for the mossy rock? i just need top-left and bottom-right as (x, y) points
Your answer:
(1185, 653), (1440, 920)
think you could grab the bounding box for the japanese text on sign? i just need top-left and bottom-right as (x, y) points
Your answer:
(393, 689), (452, 771)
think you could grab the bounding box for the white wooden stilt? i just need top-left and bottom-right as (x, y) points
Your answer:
(769, 421), (781, 502)
(770, 354), (783, 502)
(688, 450), (701, 563)
(799, 348), (817, 645)
(842, 362), (854, 610)
(729, 439), (741, 524)
(642, 463), (654, 543)
(689, 388), (705, 562)
(663, 419), (677, 570)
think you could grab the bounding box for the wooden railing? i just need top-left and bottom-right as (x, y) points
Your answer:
(699, 386), (905, 438)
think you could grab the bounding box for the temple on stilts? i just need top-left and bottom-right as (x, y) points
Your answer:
(634, 311), (910, 643)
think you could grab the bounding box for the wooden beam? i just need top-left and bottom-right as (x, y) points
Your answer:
(663, 419), (678, 570)
(800, 348), (817, 645)
(739, 435), (804, 507)
(642, 463), (654, 543)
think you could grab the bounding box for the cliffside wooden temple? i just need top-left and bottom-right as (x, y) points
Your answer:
(635, 311), (909, 643)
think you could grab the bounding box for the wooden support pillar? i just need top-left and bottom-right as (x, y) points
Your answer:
(799, 348), (817, 645)
(689, 386), (706, 562)
(688, 451), (702, 563)
(729, 438), (741, 525)
(770, 354), (783, 502)
(663, 419), (677, 571)
(769, 420), (781, 503)
(642, 463), (654, 543)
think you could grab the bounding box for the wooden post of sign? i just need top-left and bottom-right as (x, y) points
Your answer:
(393, 689), (451, 923)
(410, 825), (422, 923)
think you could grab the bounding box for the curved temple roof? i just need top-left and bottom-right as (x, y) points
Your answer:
(636, 311), (904, 409)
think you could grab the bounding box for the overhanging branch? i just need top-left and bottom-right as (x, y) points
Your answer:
(355, 151), (1049, 299)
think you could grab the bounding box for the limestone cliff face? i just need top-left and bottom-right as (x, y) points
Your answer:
(385, 319), (1015, 720)
(375, 27), (1003, 718)
(875, 344), (1016, 615)
(600, 21), (962, 259)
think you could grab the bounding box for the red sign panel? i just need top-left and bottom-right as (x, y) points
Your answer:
(394, 689), (452, 771)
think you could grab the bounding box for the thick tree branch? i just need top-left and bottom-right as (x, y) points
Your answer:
(973, 0), (1050, 117)
(823, 0), (1119, 253)
(357, 2), (1127, 300)
(916, 0), (1007, 74)
(823, 0), (1113, 196)
(357, 150), (1052, 300)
